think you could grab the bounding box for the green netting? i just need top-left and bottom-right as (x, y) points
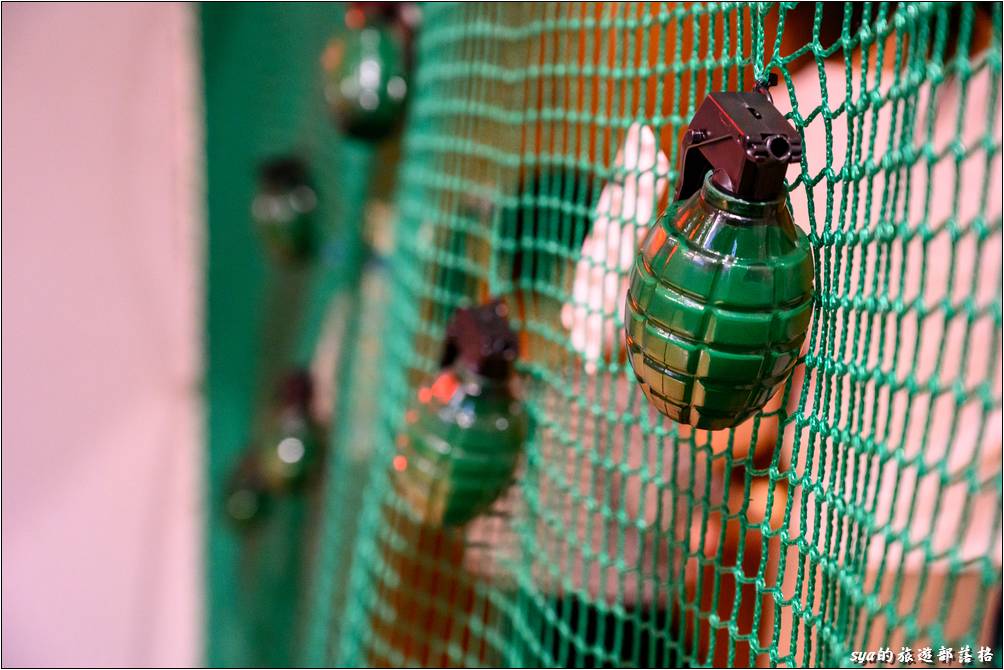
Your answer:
(214, 2), (1003, 668)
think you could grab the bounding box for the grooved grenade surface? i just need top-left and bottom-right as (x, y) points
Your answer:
(625, 176), (814, 430)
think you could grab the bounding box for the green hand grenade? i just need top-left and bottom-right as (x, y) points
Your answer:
(625, 83), (814, 430)
(224, 370), (324, 529)
(323, 5), (409, 140)
(393, 300), (528, 527)
(257, 369), (325, 493)
(251, 156), (318, 264)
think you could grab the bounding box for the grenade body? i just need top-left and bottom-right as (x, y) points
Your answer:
(324, 24), (408, 139)
(224, 371), (323, 528)
(393, 365), (527, 527)
(625, 174), (814, 430)
(252, 158), (317, 264)
(258, 407), (324, 493)
(224, 413), (323, 529)
(225, 450), (272, 528)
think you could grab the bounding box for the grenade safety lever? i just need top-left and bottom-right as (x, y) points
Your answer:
(677, 76), (802, 202)
(438, 299), (518, 381)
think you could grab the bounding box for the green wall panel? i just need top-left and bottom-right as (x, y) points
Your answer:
(201, 4), (345, 665)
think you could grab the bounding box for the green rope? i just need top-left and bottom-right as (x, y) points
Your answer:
(207, 2), (1003, 667)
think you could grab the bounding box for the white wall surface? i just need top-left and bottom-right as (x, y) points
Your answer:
(1, 3), (202, 665)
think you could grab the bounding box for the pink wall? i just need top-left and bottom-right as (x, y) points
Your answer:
(1, 4), (201, 665)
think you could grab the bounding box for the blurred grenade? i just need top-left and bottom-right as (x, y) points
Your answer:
(625, 84), (814, 430)
(257, 369), (325, 493)
(393, 300), (527, 527)
(323, 7), (409, 140)
(225, 450), (272, 528)
(251, 156), (317, 264)
(224, 370), (324, 529)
